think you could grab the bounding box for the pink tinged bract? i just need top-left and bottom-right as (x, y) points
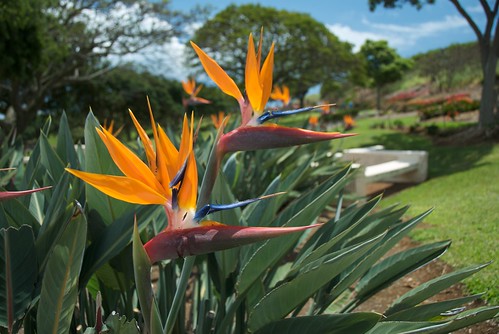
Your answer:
(218, 124), (356, 154)
(0, 186), (52, 201)
(144, 223), (322, 263)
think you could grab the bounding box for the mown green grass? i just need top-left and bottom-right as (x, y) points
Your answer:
(336, 115), (499, 304)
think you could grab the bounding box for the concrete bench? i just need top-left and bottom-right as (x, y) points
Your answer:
(338, 146), (428, 196)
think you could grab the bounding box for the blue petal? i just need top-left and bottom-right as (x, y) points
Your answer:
(257, 104), (333, 124)
(169, 158), (189, 188)
(194, 193), (283, 221)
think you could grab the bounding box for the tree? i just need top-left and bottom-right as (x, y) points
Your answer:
(48, 64), (235, 140)
(414, 42), (480, 92)
(359, 40), (412, 111)
(0, 0), (193, 134)
(369, 0), (499, 128)
(188, 4), (354, 107)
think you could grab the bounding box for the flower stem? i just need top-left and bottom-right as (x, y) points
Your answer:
(164, 256), (196, 334)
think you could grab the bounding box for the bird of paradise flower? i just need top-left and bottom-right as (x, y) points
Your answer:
(190, 30), (354, 155)
(210, 111), (227, 129)
(270, 84), (291, 107)
(66, 105), (319, 262)
(182, 77), (211, 108)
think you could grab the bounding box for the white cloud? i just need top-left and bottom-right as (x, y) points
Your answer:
(327, 23), (397, 52)
(327, 15), (468, 53)
(109, 37), (190, 80)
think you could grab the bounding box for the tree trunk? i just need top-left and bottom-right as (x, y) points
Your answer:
(376, 85), (382, 112)
(479, 49), (498, 128)
(299, 95), (305, 108)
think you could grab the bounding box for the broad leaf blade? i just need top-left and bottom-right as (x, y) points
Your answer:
(104, 312), (140, 333)
(431, 306), (499, 334)
(0, 225), (37, 331)
(80, 205), (160, 287)
(366, 321), (447, 334)
(83, 111), (133, 225)
(355, 241), (451, 301)
(237, 167), (349, 296)
(132, 222), (162, 333)
(37, 203), (87, 334)
(212, 172), (242, 278)
(56, 111), (79, 169)
(39, 132), (66, 184)
(386, 263), (491, 316)
(248, 233), (384, 331)
(255, 313), (381, 334)
(384, 294), (484, 321)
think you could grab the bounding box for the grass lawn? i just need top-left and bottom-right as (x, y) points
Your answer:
(334, 114), (499, 304)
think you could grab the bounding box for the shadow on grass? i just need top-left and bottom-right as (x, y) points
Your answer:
(358, 132), (494, 179)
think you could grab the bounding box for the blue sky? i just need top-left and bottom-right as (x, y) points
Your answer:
(170, 0), (485, 57)
(114, 1), (486, 80)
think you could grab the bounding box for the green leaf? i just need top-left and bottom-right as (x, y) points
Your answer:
(430, 306), (499, 334)
(39, 132), (66, 184)
(248, 233), (384, 331)
(366, 321), (447, 334)
(36, 174), (75, 273)
(83, 111), (133, 225)
(22, 138), (43, 191)
(80, 205), (160, 287)
(36, 203), (87, 334)
(211, 172), (241, 278)
(324, 209), (434, 313)
(56, 112), (79, 169)
(197, 121), (225, 207)
(237, 167), (350, 296)
(355, 241), (451, 302)
(241, 155), (313, 232)
(255, 313), (381, 334)
(28, 182), (45, 224)
(384, 294), (484, 321)
(291, 197), (382, 274)
(385, 262), (491, 316)
(0, 197), (39, 231)
(103, 312), (140, 333)
(132, 222), (162, 334)
(0, 225), (37, 332)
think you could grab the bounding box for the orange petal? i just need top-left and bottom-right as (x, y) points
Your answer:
(157, 125), (179, 181)
(129, 110), (156, 172)
(96, 128), (163, 194)
(245, 33), (263, 112)
(190, 41), (244, 103)
(182, 79), (195, 95)
(258, 42), (275, 111)
(270, 85), (282, 100)
(146, 97), (159, 151)
(283, 85), (290, 105)
(66, 168), (167, 205)
(177, 114), (192, 171)
(178, 151), (198, 210)
(256, 27), (264, 68)
(192, 83), (203, 97)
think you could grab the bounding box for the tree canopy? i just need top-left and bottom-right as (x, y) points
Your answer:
(188, 4), (355, 106)
(359, 40), (412, 111)
(0, 0), (196, 134)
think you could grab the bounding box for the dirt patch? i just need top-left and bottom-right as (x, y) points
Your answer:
(356, 236), (498, 333)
